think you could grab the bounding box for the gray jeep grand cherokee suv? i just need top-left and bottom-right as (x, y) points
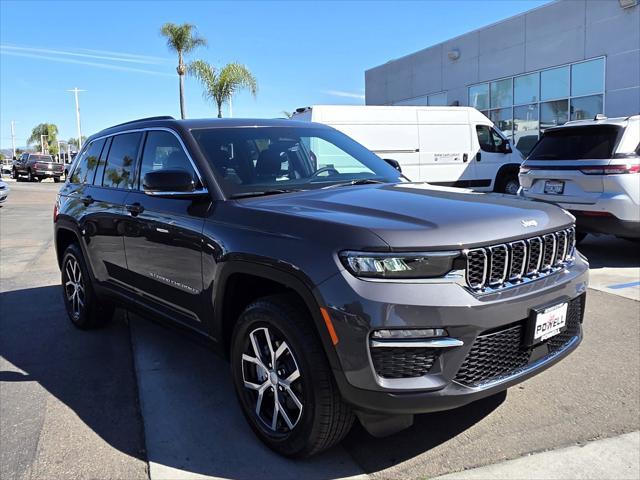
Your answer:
(54, 117), (588, 457)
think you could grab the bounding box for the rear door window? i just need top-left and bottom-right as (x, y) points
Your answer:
(102, 133), (142, 189)
(528, 125), (622, 160)
(69, 139), (106, 184)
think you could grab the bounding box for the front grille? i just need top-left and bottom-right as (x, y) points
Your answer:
(454, 295), (583, 387)
(465, 227), (575, 292)
(371, 347), (439, 379)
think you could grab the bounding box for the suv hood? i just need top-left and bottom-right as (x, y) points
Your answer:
(242, 183), (574, 250)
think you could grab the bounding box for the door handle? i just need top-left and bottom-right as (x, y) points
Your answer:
(125, 203), (144, 216)
(476, 152), (482, 162)
(80, 195), (94, 205)
(463, 153), (468, 163)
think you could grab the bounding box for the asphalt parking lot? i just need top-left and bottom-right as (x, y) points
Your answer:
(1, 179), (639, 480)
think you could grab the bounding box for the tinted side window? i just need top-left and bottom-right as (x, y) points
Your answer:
(102, 133), (142, 189)
(138, 131), (197, 189)
(69, 139), (105, 184)
(476, 125), (495, 152)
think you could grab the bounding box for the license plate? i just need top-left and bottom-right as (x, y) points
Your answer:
(48, 164), (52, 169)
(544, 180), (564, 195)
(531, 303), (568, 344)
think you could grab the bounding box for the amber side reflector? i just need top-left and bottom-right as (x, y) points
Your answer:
(320, 307), (339, 346)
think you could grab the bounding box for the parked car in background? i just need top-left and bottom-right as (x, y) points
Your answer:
(12, 153), (64, 182)
(55, 116), (588, 457)
(292, 105), (524, 194)
(519, 115), (640, 242)
(0, 179), (9, 203)
(1, 158), (13, 175)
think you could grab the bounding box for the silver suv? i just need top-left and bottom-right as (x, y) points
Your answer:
(519, 115), (640, 242)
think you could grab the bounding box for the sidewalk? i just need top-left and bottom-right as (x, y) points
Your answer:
(436, 432), (640, 480)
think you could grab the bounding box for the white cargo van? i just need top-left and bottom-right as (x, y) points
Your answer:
(292, 105), (524, 193)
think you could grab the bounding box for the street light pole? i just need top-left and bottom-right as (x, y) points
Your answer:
(10, 120), (17, 159)
(67, 87), (86, 150)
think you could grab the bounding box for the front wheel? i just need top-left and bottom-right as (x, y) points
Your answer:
(27, 169), (35, 182)
(11, 168), (19, 180)
(230, 295), (354, 457)
(62, 243), (114, 329)
(497, 173), (520, 195)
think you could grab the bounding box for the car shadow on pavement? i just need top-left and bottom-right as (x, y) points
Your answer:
(0, 285), (146, 472)
(1, 285), (503, 480)
(578, 235), (640, 269)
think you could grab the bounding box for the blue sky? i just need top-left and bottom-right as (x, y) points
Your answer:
(0, 0), (549, 150)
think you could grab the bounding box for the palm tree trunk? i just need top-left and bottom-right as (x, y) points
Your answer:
(179, 73), (186, 119)
(217, 101), (223, 118)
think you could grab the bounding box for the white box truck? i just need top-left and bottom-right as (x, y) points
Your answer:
(292, 105), (524, 194)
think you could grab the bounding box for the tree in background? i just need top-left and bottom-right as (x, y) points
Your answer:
(68, 136), (87, 150)
(160, 22), (207, 120)
(28, 123), (59, 155)
(188, 60), (257, 118)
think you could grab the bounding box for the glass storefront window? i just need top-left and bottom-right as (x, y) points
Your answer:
(571, 58), (605, 97)
(490, 78), (513, 108)
(541, 66), (569, 101)
(540, 100), (568, 131)
(571, 95), (604, 120)
(489, 108), (514, 138)
(469, 84), (489, 110)
(513, 104), (539, 155)
(514, 73), (539, 105)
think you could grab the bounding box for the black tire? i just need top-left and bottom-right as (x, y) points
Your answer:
(27, 169), (35, 182)
(496, 173), (520, 195)
(230, 294), (354, 457)
(61, 243), (114, 329)
(53, 176), (61, 183)
(11, 168), (19, 180)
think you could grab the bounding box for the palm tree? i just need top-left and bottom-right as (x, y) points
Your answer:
(28, 123), (58, 154)
(160, 22), (207, 119)
(188, 60), (257, 118)
(282, 111), (294, 119)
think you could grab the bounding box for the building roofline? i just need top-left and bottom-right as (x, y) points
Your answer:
(365, 0), (558, 74)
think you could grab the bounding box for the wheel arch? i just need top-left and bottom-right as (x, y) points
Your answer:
(55, 225), (82, 268)
(494, 163), (522, 192)
(213, 260), (342, 372)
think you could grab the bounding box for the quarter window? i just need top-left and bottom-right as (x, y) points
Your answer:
(138, 131), (197, 189)
(69, 139), (105, 184)
(102, 133), (141, 189)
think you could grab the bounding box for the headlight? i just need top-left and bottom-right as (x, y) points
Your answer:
(340, 251), (461, 279)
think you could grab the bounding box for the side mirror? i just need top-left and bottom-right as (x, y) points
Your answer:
(501, 140), (512, 154)
(143, 169), (206, 197)
(383, 158), (402, 173)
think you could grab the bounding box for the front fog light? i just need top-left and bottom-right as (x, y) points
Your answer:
(371, 328), (448, 339)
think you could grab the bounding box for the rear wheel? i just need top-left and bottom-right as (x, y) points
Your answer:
(11, 168), (19, 180)
(231, 294), (354, 457)
(62, 243), (114, 329)
(496, 173), (520, 195)
(27, 169), (35, 182)
(53, 176), (61, 183)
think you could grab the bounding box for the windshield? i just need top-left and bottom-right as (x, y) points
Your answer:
(191, 126), (403, 197)
(528, 125), (622, 160)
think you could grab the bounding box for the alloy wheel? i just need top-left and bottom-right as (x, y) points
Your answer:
(241, 326), (304, 434)
(505, 179), (520, 195)
(64, 256), (85, 319)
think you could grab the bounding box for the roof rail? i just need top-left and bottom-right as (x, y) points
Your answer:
(109, 116), (175, 129)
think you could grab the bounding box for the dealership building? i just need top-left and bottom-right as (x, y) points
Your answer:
(365, 0), (640, 153)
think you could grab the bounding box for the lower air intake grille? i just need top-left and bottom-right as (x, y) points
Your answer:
(454, 295), (584, 387)
(371, 347), (439, 379)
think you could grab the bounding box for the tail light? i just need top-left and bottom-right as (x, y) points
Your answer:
(580, 164), (640, 175)
(519, 166), (531, 174)
(53, 199), (59, 222)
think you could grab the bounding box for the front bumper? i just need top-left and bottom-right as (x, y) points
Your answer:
(317, 254), (589, 414)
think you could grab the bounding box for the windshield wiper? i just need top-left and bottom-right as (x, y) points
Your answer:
(322, 178), (386, 189)
(229, 189), (300, 199)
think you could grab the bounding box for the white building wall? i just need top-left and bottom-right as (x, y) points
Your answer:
(365, 0), (640, 117)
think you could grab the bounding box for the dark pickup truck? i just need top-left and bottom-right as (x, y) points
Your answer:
(12, 153), (64, 182)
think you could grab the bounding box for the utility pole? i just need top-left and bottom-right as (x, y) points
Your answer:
(10, 120), (16, 159)
(67, 87), (86, 150)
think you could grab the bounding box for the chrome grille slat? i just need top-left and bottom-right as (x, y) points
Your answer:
(465, 227), (575, 293)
